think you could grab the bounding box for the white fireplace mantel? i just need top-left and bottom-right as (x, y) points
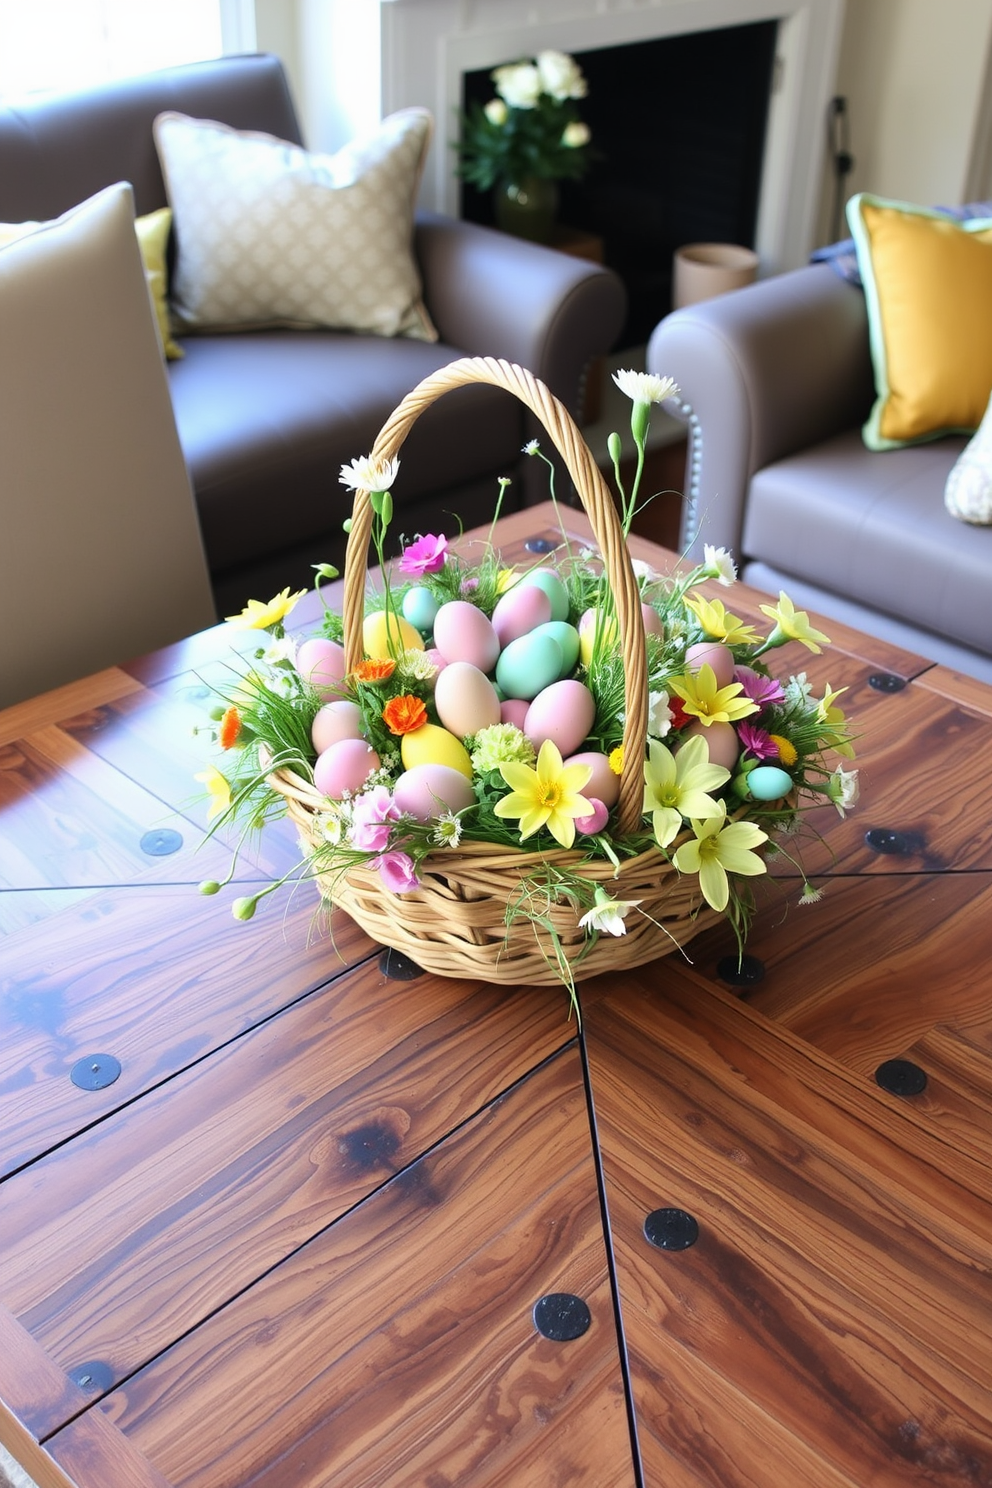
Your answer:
(302, 0), (845, 276)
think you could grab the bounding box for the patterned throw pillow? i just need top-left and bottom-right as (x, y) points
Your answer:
(153, 109), (437, 341)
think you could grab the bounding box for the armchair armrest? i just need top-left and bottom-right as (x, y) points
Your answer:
(415, 211), (626, 420)
(646, 263), (876, 560)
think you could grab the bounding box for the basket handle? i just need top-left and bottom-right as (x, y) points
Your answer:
(341, 356), (648, 835)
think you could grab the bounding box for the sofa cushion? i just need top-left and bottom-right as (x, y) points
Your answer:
(154, 108), (436, 340)
(740, 428), (992, 654)
(846, 193), (992, 450)
(168, 331), (522, 575)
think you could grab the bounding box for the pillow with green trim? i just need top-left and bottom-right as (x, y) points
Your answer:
(0, 207), (183, 360)
(846, 192), (992, 450)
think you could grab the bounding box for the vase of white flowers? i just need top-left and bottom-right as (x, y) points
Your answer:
(456, 50), (593, 243)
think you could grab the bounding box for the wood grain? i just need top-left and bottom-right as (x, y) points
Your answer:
(582, 970), (992, 1487)
(0, 964), (574, 1414)
(53, 1049), (634, 1488)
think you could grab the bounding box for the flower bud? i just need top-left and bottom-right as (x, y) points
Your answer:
(232, 895), (257, 921)
(484, 98), (508, 126)
(198, 879), (222, 895)
(607, 431), (623, 465)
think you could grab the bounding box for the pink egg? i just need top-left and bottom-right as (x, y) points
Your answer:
(524, 679), (596, 757)
(435, 662), (501, 737)
(311, 700), (364, 754)
(642, 602), (664, 638)
(313, 737), (380, 799)
(425, 647), (447, 673)
(491, 583), (552, 647)
(432, 601), (500, 670)
(500, 698), (530, 729)
(685, 641), (735, 687)
(393, 764), (475, 821)
(296, 637), (347, 699)
(682, 719), (740, 771)
(564, 750), (620, 808)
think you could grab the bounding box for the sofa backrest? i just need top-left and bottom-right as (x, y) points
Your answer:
(0, 52), (302, 222)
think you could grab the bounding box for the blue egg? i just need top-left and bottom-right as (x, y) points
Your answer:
(530, 620), (580, 676)
(402, 585), (440, 635)
(519, 567), (570, 622)
(746, 765), (793, 801)
(495, 633), (563, 700)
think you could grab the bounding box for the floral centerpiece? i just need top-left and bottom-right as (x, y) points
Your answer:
(455, 50), (592, 241)
(197, 358), (856, 1010)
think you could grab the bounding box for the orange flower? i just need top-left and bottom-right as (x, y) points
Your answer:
(353, 658), (396, 684)
(218, 705), (242, 749)
(382, 694), (428, 735)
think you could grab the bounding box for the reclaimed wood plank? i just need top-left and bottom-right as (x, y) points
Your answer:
(0, 964), (575, 1415)
(52, 1049), (634, 1488)
(582, 972), (992, 1487)
(0, 873), (375, 1178)
(688, 873), (992, 1084)
(0, 671), (144, 750)
(912, 664), (992, 718)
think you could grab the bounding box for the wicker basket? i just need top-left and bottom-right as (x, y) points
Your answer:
(268, 357), (723, 985)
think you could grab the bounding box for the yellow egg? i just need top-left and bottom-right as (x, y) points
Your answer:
(362, 609), (424, 659)
(578, 608), (619, 667)
(401, 723), (473, 778)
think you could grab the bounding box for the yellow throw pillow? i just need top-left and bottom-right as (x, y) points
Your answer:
(152, 109), (437, 341)
(0, 207), (183, 360)
(847, 193), (992, 450)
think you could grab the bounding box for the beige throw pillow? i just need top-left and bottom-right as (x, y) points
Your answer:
(152, 108), (437, 341)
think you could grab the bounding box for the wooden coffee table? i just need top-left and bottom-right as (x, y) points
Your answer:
(1, 504), (990, 1486)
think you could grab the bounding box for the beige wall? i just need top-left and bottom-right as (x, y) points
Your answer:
(815, 0), (992, 243)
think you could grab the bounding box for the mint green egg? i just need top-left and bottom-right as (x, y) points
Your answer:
(530, 620), (580, 676)
(519, 567), (570, 622)
(402, 586), (440, 635)
(746, 765), (793, 801)
(495, 633), (563, 700)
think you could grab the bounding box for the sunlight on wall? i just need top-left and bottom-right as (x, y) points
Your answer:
(0, 0), (224, 98)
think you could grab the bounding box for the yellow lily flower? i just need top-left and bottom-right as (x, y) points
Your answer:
(643, 734), (729, 849)
(225, 587), (306, 631)
(669, 664), (759, 727)
(495, 739), (593, 849)
(195, 766), (232, 822)
(758, 592), (831, 654)
(672, 802), (769, 911)
(684, 592), (760, 646)
(817, 683), (856, 758)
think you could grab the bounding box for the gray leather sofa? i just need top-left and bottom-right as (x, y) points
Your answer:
(0, 54), (625, 614)
(648, 263), (992, 681)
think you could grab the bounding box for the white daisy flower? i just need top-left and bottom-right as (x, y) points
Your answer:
(612, 369), (679, 405)
(339, 455), (400, 493)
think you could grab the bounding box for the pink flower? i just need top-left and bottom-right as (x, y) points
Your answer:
(574, 798), (610, 835)
(734, 666), (786, 710)
(375, 850), (419, 893)
(349, 786), (400, 851)
(738, 721), (779, 761)
(399, 533), (448, 576)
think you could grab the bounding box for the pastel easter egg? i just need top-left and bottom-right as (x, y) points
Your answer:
(683, 719), (740, 771)
(393, 763), (475, 821)
(311, 699), (364, 754)
(564, 750), (620, 808)
(530, 620), (580, 677)
(495, 632), (562, 700)
(432, 600), (500, 671)
(746, 764), (793, 801)
(500, 698), (530, 729)
(518, 567), (570, 622)
(425, 647), (447, 673)
(296, 637), (347, 700)
(524, 678), (596, 757)
(401, 722), (473, 778)
(313, 737), (380, 799)
(434, 662), (501, 738)
(686, 641), (735, 687)
(401, 586), (440, 635)
(362, 609), (424, 660)
(491, 583), (552, 648)
(578, 608), (619, 667)
(642, 603), (665, 638)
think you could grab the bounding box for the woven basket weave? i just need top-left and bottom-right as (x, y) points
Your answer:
(268, 357), (723, 984)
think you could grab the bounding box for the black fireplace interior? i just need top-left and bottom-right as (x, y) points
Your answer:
(460, 20), (778, 347)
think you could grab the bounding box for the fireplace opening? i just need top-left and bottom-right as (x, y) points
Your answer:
(460, 20), (778, 346)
